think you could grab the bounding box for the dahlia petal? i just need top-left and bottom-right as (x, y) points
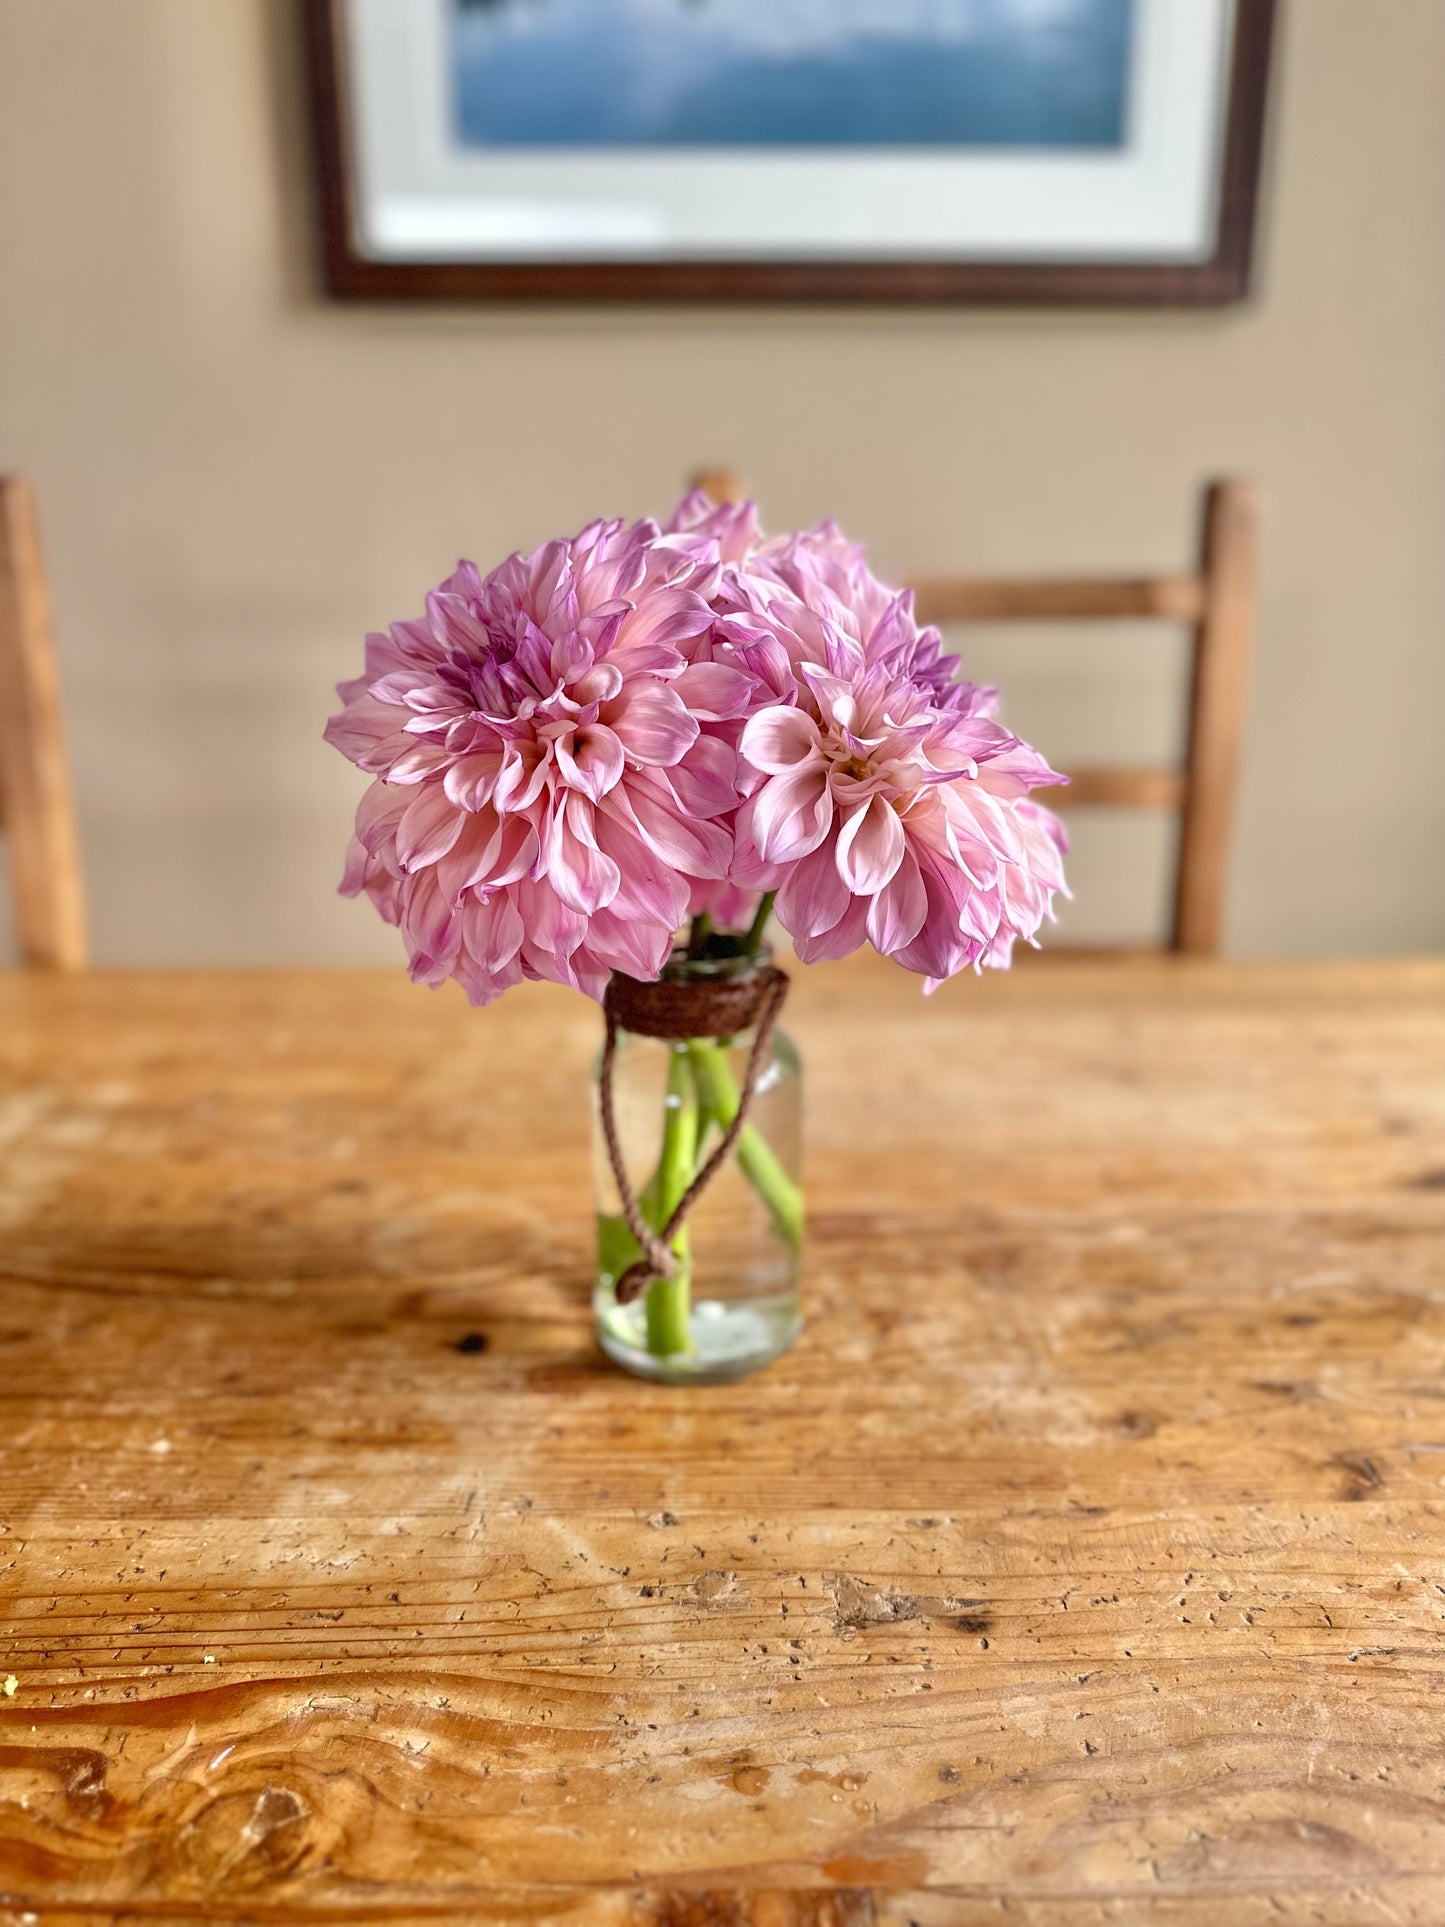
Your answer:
(324, 695), (406, 764)
(727, 827), (783, 893)
(545, 795), (621, 916)
(799, 663), (860, 732)
(549, 626), (590, 690)
(436, 807), (504, 902)
(687, 877), (757, 928)
(493, 742), (550, 815)
(776, 837), (850, 939)
(959, 878), (1003, 948)
(385, 742), (453, 785)
(334, 670), (372, 708)
(524, 540), (570, 623)
(908, 794), (997, 890)
(580, 907), (674, 982)
(399, 871), (459, 977)
(665, 733), (739, 820)
(425, 587), (494, 658)
(791, 893), (870, 965)
(972, 742), (1070, 798)
(865, 850), (928, 956)
(451, 951), (518, 1007)
(603, 683), (699, 767)
(935, 779), (1022, 868)
(593, 809), (692, 928)
(395, 784), (467, 872)
(608, 775), (731, 880)
(741, 705), (822, 776)
(555, 724), (625, 802)
(941, 717), (1021, 763)
(665, 489), (762, 565)
(461, 892), (525, 976)
(341, 729), (417, 778)
(892, 860), (980, 981)
(385, 612), (447, 667)
(835, 795), (905, 896)
(673, 659), (758, 722)
(366, 671), (439, 710)
(514, 877), (587, 962)
(733, 634), (798, 704)
(613, 585), (713, 654)
(605, 640), (688, 679)
(443, 752), (503, 810)
(354, 781), (408, 857)
(750, 765), (833, 865)
(864, 591), (918, 666)
(486, 818), (539, 891)
(339, 833), (370, 898)
(567, 661), (624, 706)
(510, 625), (559, 704)
(564, 948), (614, 1005)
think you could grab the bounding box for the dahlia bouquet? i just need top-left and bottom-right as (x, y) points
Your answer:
(327, 492), (1067, 1381)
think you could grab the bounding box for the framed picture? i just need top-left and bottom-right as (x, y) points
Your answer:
(304, 0), (1276, 304)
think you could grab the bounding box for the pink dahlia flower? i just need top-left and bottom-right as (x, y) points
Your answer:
(669, 488), (989, 723)
(325, 516), (741, 1005)
(664, 493), (1069, 980)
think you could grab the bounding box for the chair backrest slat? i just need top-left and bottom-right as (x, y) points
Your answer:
(1053, 768), (1187, 811)
(0, 477), (87, 969)
(913, 574), (1207, 626)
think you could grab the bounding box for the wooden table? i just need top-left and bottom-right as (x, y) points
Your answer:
(2, 958), (1443, 1925)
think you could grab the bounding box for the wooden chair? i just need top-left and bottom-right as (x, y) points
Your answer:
(688, 468), (1256, 956)
(0, 477), (87, 968)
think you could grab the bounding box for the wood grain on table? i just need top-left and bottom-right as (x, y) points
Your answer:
(1, 957), (1443, 1925)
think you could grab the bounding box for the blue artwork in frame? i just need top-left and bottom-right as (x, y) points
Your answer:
(450, 0), (1135, 152)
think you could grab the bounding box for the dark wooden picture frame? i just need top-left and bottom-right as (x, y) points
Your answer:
(303, 0), (1276, 306)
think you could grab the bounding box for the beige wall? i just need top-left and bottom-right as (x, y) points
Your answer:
(1, 0), (1442, 964)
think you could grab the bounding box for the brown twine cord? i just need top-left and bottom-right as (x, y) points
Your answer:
(599, 965), (790, 1305)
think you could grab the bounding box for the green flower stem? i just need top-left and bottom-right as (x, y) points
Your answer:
(743, 889), (777, 958)
(686, 911), (713, 958)
(685, 1039), (804, 1253)
(645, 1046), (698, 1356)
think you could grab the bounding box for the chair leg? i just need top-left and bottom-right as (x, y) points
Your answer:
(0, 478), (88, 969)
(1172, 479), (1257, 957)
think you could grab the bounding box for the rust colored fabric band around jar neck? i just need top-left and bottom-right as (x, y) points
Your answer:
(603, 963), (788, 1042)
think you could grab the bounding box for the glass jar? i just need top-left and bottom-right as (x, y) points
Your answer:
(592, 955), (803, 1385)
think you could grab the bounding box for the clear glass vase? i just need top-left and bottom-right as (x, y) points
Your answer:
(592, 956), (803, 1385)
